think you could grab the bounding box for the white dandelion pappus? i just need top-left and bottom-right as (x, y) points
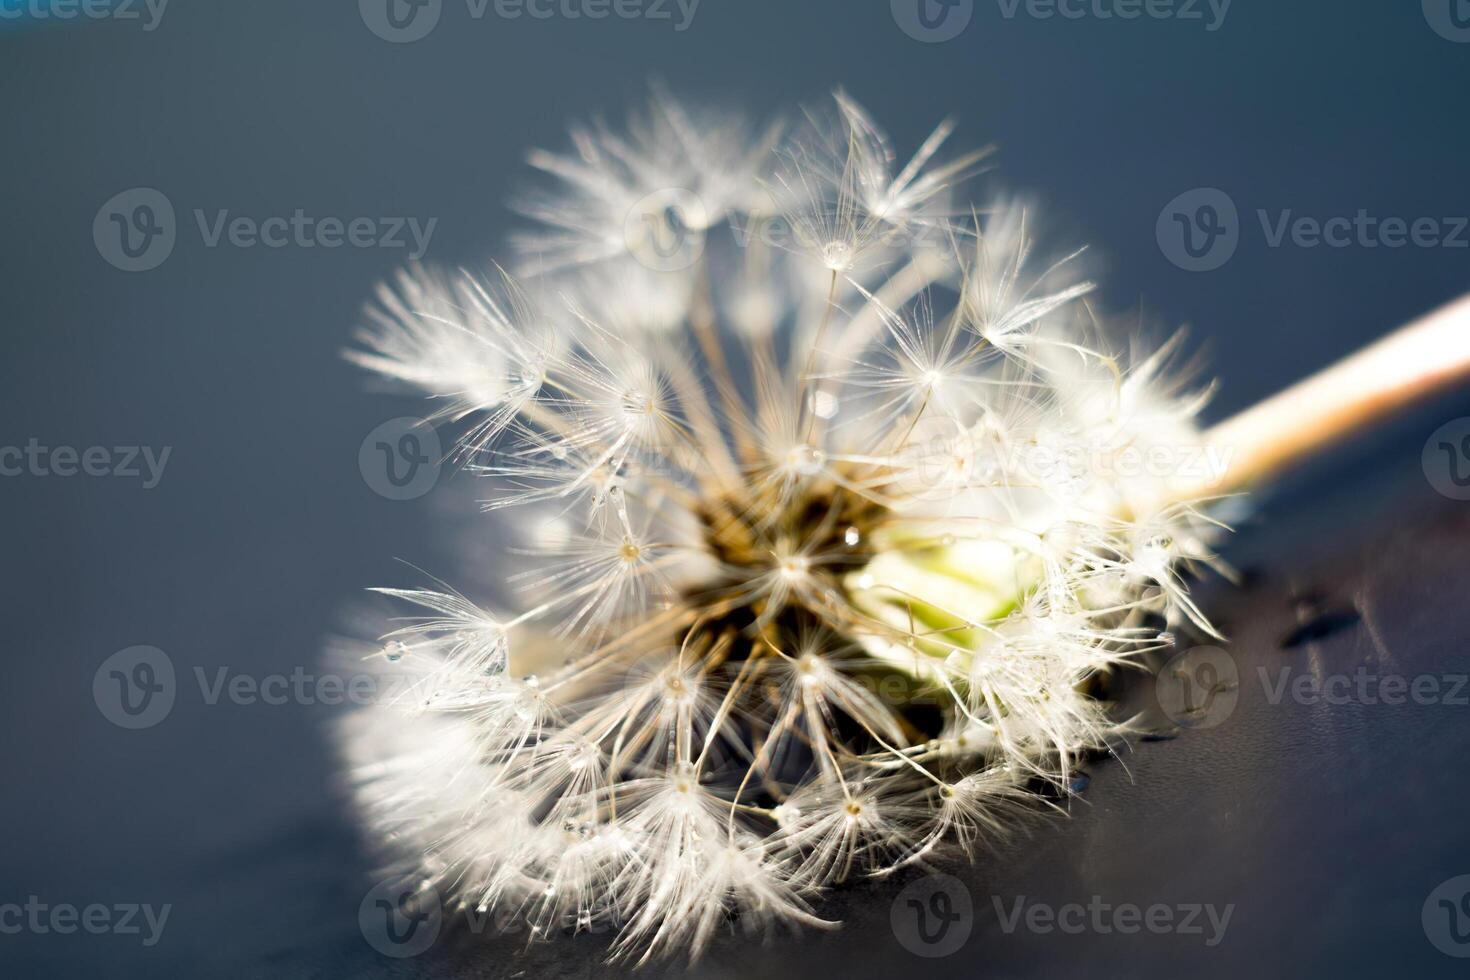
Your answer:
(336, 89), (1229, 961)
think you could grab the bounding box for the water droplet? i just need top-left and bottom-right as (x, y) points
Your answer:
(1068, 772), (1092, 794)
(772, 803), (801, 828)
(812, 389), (839, 419)
(844, 526), (861, 547)
(789, 444), (825, 476)
(384, 641), (407, 663)
(821, 240), (853, 270)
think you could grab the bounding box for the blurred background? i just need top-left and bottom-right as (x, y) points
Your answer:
(4, 1), (1470, 976)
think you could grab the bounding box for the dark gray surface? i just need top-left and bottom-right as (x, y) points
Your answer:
(14, 429), (1470, 980)
(4, 1), (1470, 977)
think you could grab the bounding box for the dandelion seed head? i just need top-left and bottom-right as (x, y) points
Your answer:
(338, 88), (1227, 961)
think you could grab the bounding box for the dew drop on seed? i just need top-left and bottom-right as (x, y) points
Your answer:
(821, 241), (853, 270)
(772, 803), (801, 828)
(791, 444), (825, 475)
(812, 389), (839, 419)
(1068, 772), (1092, 794)
(844, 526), (861, 547)
(384, 641), (407, 663)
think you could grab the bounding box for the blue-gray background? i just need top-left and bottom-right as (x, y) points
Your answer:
(4, 1), (1470, 977)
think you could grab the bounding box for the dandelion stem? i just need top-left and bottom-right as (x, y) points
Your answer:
(1201, 291), (1470, 495)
